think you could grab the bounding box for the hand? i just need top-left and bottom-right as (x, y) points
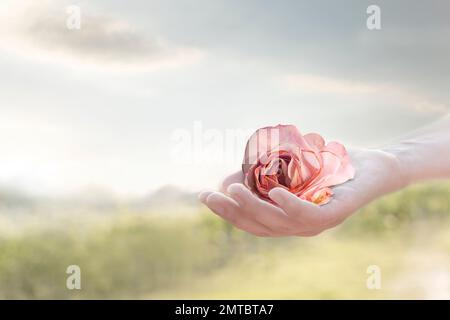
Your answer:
(199, 148), (406, 237)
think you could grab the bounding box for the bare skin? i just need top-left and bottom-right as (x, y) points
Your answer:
(199, 114), (450, 237)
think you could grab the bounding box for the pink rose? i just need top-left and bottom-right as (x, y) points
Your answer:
(242, 124), (355, 205)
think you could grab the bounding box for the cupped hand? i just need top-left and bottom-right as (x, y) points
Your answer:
(199, 148), (406, 237)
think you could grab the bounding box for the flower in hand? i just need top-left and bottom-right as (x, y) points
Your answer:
(242, 124), (355, 205)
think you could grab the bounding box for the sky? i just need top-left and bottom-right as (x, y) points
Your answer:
(0, 0), (449, 196)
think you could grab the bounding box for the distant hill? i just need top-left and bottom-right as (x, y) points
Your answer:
(0, 187), (34, 208)
(136, 185), (198, 208)
(0, 184), (200, 213)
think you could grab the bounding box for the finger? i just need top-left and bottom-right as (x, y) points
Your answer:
(205, 192), (273, 237)
(227, 184), (298, 235)
(268, 188), (331, 227)
(220, 171), (244, 193)
(200, 189), (275, 236)
(198, 190), (214, 203)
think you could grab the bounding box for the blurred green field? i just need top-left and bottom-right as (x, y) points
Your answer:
(1, 182), (450, 299)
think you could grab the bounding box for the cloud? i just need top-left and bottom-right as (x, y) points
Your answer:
(284, 74), (377, 95)
(0, 0), (204, 71)
(284, 73), (449, 115)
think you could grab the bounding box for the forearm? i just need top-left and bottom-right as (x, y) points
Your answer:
(384, 114), (450, 186)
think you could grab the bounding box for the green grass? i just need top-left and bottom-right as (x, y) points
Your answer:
(147, 235), (403, 299)
(0, 182), (449, 299)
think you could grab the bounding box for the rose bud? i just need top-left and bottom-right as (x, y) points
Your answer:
(242, 124), (355, 205)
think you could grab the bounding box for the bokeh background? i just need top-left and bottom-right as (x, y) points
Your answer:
(0, 0), (449, 299)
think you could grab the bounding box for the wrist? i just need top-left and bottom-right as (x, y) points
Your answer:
(381, 146), (413, 190)
(348, 148), (410, 205)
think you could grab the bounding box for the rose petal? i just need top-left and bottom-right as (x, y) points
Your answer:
(310, 188), (333, 205)
(287, 157), (302, 187)
(242, 124), (354, 206)
(300, 150), (321, 182)
(319, 150), (355, 187)
(243, 125), (309, 173)
(304, 133), (326, 151)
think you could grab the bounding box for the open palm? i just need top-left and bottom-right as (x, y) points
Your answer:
(199, 148), (404, 237)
